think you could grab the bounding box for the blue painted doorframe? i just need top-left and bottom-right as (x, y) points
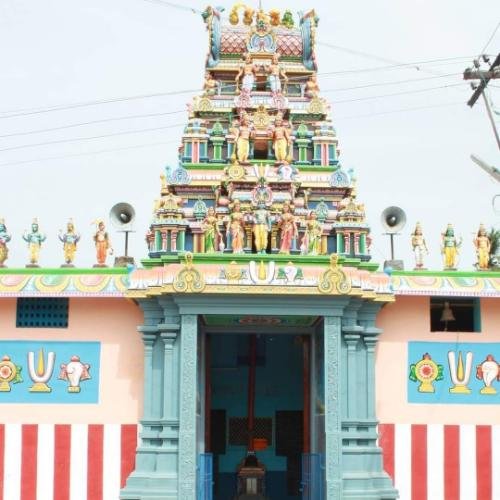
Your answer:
(120, 295), (398, 500)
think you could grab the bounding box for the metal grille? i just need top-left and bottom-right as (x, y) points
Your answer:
(228, 417), (273, 446)
(16, 298), (69, 328)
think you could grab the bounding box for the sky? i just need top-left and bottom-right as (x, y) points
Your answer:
(0, 0), (499, 270)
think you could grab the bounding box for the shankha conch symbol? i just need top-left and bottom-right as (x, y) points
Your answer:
(59, 355), (91, 393)
(448, 351), (473, 394)
(476, 354), (500, 395)
(28, 349), (55, 393)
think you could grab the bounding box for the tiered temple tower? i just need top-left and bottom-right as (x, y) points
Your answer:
(144, 6), (370, 262)
(122, 5), (398, 500)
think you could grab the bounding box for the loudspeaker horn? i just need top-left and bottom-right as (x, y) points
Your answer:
(381, 206), (407, 234)
(109, 202), (135, 232)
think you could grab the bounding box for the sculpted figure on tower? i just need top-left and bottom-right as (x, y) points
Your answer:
(271, 113), (292, 163)
(23, 219), (46, 267)
(474, 224), (491, 271)
(233, 113), (253, 163)
(0, 219), (11, 267)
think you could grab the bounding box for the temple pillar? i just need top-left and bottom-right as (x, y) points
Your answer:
(121, 298), (181, 500)
(178, 313), (199, 500)
(339, 301), (398, 499)
(323, 315), (343, 500)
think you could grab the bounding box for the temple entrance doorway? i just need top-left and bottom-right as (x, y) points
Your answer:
(204, 330), (308, 500)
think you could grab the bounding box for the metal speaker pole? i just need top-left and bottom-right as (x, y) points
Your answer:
(381, 206), (407, 270)
(109, 202), (136, 267)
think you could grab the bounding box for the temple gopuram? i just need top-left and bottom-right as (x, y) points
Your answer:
(124, 6), (396, 500)
(1, 4), (499, 500)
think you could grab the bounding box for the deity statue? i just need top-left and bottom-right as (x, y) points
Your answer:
(233, 113), (253, 163)
(22, 219), (46, 267)
(277, 202), (297, 254)
(59, 219), (80, 267)
(227, 200), (245, 254)
(155, 188), (183, 211)
(474, 223), (491, 270)
(441, 224), (462, 270)
(203, 71), (217, 96)
(235, 53), (256, 94)
(301, 211), (322, 255)
(252, 202), (272, 254)
(0, 219), (11, 267)
(304, 74), (320, 98)
(267, 53), (287, 94)
(411, 222), (428, 270)
(271, 113), (292, 163)
(202, 207), (222, 253)
(93, 220), (113, 267)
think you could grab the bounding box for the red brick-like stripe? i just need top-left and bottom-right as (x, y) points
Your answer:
(54, 425), (71, 500)
(120, 425), (138, 488)
(87, 425), (104, 500)
(411, 424), (427, 500)
(378, 424), (395, 481)
(444, 425), (460, 500)
(476, 425), (492, 500)
(20, 425), (38, 500)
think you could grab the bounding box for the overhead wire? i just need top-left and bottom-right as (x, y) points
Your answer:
(0, 109), (185, 139)
(330, 82), (466, 104)
(0, 56), (476, 119)
(321, 72), (460, 93)
(0, 83), (468, 153)
(478, 21), (500, 56)
(0, 89), (199, 120)
(335, 101), (463, 119)
(0, 140), (179, 168)
(0, 122), (184, 153)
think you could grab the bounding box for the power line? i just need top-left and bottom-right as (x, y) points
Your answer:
(0, 140), (179, 168)
(0, 57), (477, 118)
(0, 75), (460, 140)
(0, 89), (198, 120)
(141, 0), (200, 14)
(331, 82), (466, 104)
(479, 21), (500, 56)
(321, 73), (459, 93)
(0, 84), (467, 153)
(336, 101), (463, 119)
(0, 109), (185, 139)
(0, 123), (184, 153)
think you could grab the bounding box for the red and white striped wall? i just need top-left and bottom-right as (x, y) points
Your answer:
(1, 423), (498, 500)
(379, 424), (500, 500)
(0, 424), (137, 500)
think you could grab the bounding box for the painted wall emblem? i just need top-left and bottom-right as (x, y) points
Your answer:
(0, 355), (22, 391)
(409, 353), (443, 393)
(476, 355), (500, 395)
(28, 349), (55, 392)
(408, 342), (500, 404)
(0, 341), (99, 403)
(59, 355), (91, 393)
(448, 351), (473, 394)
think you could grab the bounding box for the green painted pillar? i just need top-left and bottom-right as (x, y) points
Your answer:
(178, 314), (198, 500)
(338, 301), (398, 500)
(323, 316), (343, 500)
(177, 230), (185, 252)
(121, 299), (181, 499)
(359, 233), (366, 254)
(336, 232), (343, 254)
(211, 137), (224, 162)
(155, 230), (162, 251)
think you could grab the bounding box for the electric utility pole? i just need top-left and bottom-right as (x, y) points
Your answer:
(463, 53), (500, 149)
